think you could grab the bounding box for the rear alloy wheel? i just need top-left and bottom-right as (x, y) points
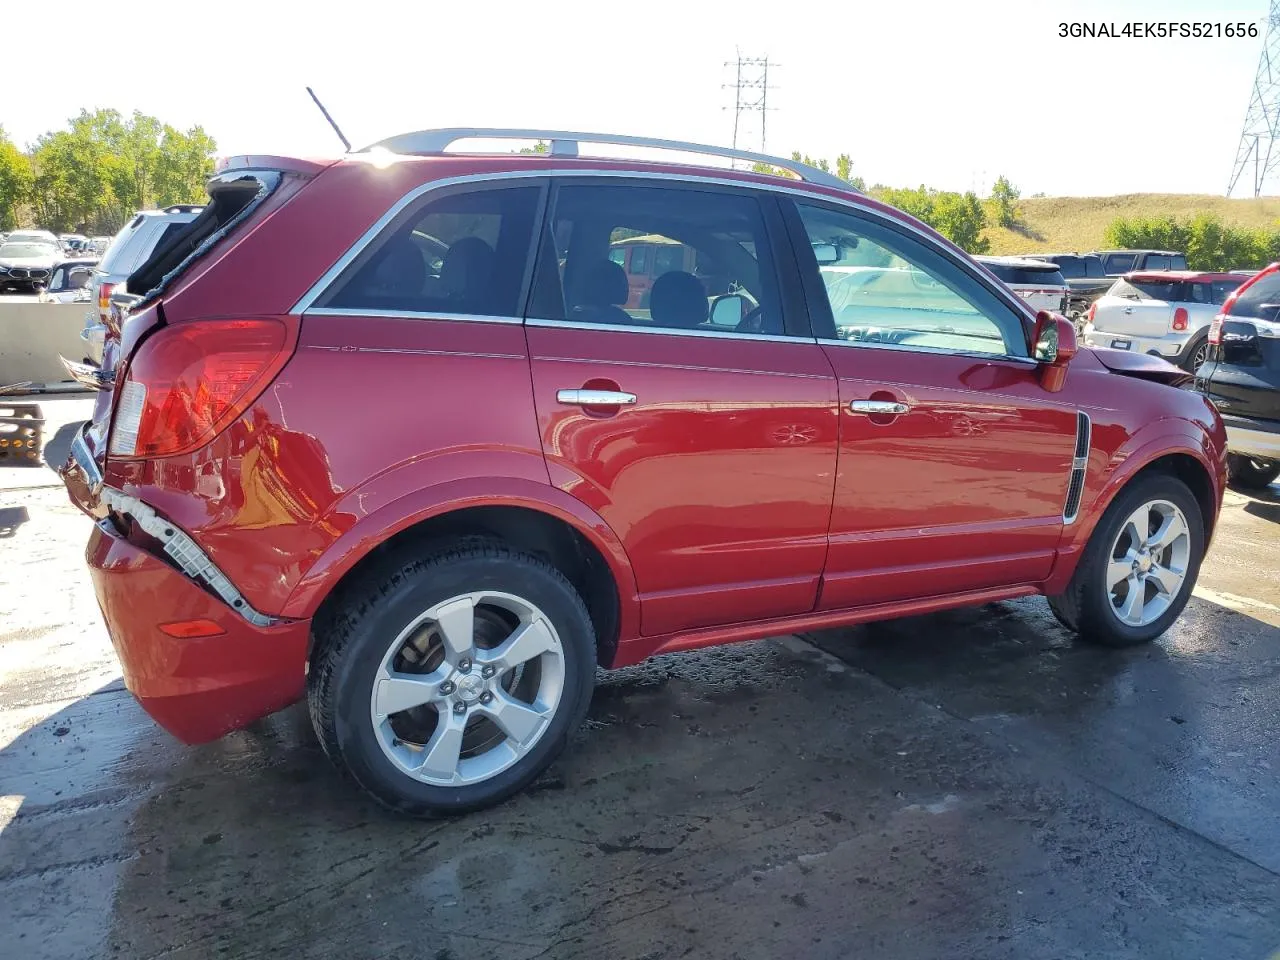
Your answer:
(308, 539), (596, 816)
(1180, 335), (1210, 373)
(1048, 473), (1203, 647)
(1227, 454), (1280, 490)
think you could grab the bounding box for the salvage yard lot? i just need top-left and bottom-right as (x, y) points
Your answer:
(1, 471), (1279, 959)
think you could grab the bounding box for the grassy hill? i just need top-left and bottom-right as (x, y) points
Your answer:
(983, 194), (1280, 256)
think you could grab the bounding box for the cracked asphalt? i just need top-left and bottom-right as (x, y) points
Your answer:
(1, 411), (1279, 959)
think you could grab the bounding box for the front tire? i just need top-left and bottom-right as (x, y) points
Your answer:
(1048, 473), (1203, 647)
(308, 537), (597, 816)
(1227, 454), (1280, 490)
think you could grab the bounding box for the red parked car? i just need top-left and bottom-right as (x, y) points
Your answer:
(59, 130), (1227, 816)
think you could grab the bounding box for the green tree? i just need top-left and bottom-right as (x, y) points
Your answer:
(873, 185), (989, 253)
(1103, 212), (1280, 271)
(990, 175), (1020, 228)
(30, 109), (217, 233)
(0, 127), (34, 231)
(751, 150), (863, 189)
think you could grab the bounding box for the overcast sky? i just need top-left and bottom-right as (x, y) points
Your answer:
(4, 0), (1268, 197)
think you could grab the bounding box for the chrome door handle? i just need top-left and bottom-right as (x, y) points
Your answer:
(849, 400), (909, 415)
(1123, 308), (1134, 314)
(556, 389), (638, 406)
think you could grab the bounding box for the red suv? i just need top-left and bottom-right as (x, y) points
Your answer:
(59, 130), (1227, 816)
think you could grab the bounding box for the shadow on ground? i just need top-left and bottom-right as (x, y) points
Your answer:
(3, 595), (1279, 959)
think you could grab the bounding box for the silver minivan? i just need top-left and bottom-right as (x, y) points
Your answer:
(83, 205), (203, 363)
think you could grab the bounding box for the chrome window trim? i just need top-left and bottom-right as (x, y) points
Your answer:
(526, 316), (812, 344)
(303, 307), (523, 325)
(816, 337), (1039, 366)
(291, 169), (1038, 326)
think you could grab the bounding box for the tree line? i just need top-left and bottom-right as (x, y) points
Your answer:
(1104, 214), (1280, 272)
(0, 109), (217, 235)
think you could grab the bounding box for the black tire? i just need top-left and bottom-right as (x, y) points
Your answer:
(1178, 334), (1210, 374)
(1227, 454), (1280, 490)
(308, 537), (596, 817)
(1047, 472), (1204, 648)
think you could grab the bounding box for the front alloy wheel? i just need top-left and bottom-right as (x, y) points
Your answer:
(1104, 500), (1191, 628)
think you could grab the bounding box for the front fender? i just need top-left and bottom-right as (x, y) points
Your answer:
(1044, 416), (1225, 593)
(281, 474), (641, 638)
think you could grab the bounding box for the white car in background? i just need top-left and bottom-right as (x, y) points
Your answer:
(1082, 270), (1247, 372)
(974, 256), (1069, 314)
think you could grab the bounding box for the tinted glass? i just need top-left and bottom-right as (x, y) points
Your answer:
(530, 184), (787, 336)
(1227, 270), (1280, 320)
(983, 262), (1066, 286)
(1143, 254), (1173, 271)
(323, 186), (539, 317)
(1084, 256), (1106, 278)
(795, 202), (1024, 356)
(1168, 254), (1188, 270)
(1211, 279), (1243, 302)
(1050, 256), (1085, 279)
(1110, 279), (1181, 301)
(1105, 253), (1137, 273)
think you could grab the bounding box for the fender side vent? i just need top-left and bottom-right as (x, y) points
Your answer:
(1063, 411), (1091, 524)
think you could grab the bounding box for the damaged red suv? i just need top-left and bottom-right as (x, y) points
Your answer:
(60, 130), (1227, 815)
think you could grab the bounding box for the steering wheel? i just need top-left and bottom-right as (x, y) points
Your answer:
(735, 304), (767, 334)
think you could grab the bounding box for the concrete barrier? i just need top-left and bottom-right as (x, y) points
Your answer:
(0, 301), (91, 388)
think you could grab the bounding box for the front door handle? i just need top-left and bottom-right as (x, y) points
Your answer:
(849, 399), (909, 415)
(557, 389), (638, 406)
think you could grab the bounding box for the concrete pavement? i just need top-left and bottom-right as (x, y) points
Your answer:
(0, 458), (1278, 959)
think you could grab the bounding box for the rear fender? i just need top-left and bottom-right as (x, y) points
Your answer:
(281, 474), (640, 639)
(1044, 418), (1225, 593)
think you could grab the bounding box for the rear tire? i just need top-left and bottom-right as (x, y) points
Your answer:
(1179, 334), (1210, 374)
(308, 537), (597, 817)
(1226, 454), (1280, 490)
(1047, 473), (1203, 647)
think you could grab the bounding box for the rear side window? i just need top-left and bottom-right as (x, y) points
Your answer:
(1105, 253), (1137, 273)
(1227, 270), (1280, 320)
(1051, 256), (1085, 279)
(98, 219), (143, 273)
(1083, 256), (1106, 278)
(1211, 279), (1243, 302)
(982, 262), (1065, 286)
(321, 185), (540, 317)
(1167, 254), (1187, 270)
(1143, 254), (1173, 271)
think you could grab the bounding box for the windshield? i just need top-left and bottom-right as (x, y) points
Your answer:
(0, 242), (57, 258)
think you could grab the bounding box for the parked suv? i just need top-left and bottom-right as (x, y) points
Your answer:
(1082, 271), (1245, 372)
(82, 205), (204, 363)
(1197, 263), (1280, 489)
(1026, 253), (1111, 320)
(1093, 249), (1187, 276)
(58, 131), (1227, 816)
(974, 256), (1068, 314)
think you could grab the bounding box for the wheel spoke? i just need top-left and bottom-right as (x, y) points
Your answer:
(1107, 552), (1136, 589)
(374, 673), (444, 717)
(1146, 563), (1183, 598)
(417, 709), (466, 780)
(433, 596), (475, 661)
(1146, 512), (1186, 551)
(480, 691), (551, 745)
(482, 617), (558, 672)
(1117, 574), (1145, 624)
(1123, 505), (1151, 549)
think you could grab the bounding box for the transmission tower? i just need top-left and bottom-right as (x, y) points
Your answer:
(724, 53), (776, 158)
(1228, 3), (1280, 197)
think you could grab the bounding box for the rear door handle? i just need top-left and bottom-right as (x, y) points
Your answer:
(557, 389), (638, 406)
(849, 400), (909, 415)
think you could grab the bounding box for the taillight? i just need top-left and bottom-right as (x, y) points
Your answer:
(1086, 302), (1096, 323)
(1172, 307), (1188, 331)
(108, 319), (294, 459)
(98, 281), (115, 323)
(1208, 315), (1223, 345)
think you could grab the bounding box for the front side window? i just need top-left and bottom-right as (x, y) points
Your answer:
(530, 184), (787, 336)
(321, 186), (539, 317)
(793, 201), (1025, 357)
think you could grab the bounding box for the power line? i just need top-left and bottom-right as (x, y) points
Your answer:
(1227, 2), (1280, 197)
(723, 52), (777, 161)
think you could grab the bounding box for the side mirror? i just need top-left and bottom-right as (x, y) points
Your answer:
(1034, 311), (1077, 392)
(709, 293), (746, 326)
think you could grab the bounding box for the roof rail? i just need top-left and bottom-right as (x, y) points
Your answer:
(361, 128), (855, 192)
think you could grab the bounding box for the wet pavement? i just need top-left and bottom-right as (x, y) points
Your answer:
(1, 467), (1279, 959)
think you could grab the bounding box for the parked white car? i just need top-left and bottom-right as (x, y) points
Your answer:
(974, 256), (1069, 314)
(1082, 271), (1247, 372)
